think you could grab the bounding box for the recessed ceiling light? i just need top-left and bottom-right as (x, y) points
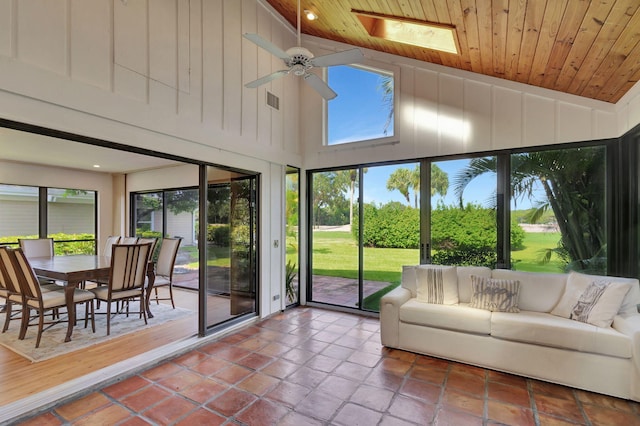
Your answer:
(353, 10), (459, 55)
(93, 164), (100, 168)
(304, 10), (317, 21)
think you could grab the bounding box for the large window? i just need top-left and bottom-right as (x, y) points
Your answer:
(0, 184), (96, 254)
(327, 65), (395, 145)
(308, 142), (613, 312)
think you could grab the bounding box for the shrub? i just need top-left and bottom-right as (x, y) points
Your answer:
(207, 224), (230, 246)
(354, 202), (526, 267)
(353, 202), (420, 249)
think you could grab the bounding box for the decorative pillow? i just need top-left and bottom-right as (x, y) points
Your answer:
(551, 271), (632, 328)
(469, 275), (521, 312)
(416, 265), (458, 305)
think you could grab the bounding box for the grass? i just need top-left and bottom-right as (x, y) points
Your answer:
(309, 230), (567, 311)
(511, 232), (564, 273)
(183, 245), (231, 268)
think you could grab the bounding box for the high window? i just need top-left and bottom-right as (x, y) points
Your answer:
(327, 65), (395, 145)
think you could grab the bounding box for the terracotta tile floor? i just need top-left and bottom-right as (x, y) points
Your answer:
(16, 307), (640, 425)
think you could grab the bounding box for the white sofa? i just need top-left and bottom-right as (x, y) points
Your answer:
(380, 265), (640, 401)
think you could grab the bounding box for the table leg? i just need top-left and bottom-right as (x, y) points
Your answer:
(145, 269), (156, 319)
(64, 280), (79, 342)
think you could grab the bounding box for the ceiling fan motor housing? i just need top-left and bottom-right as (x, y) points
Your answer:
(286, 46), (314, 74)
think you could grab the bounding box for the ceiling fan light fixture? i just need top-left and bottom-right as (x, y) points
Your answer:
(353, 10), (459, 55)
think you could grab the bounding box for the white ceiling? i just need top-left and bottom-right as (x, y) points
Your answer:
(0, 127), (182, 174)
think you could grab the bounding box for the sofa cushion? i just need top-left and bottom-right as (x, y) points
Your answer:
(566, 271), (640, 317)
(416, 265), (458, 305)
(551, 271), (631, 328)
(457, 266), (492, 303)
(492, 269), (566, 313)
(400, 299), (491, 334)
(469, 275), (521, 312)
(491, 311), (632, 358)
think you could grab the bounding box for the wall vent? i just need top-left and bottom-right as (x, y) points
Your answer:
(266, 91), (280, 110)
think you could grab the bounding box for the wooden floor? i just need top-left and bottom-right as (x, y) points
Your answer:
(0, 287), (236, 406)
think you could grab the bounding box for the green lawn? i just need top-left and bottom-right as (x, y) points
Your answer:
(310, 231), (417, 284)
(511, 232), (564, 273)
(310, 230), (566, 310)
(311, 230), (565, 281)
(183, 245), (231, 268)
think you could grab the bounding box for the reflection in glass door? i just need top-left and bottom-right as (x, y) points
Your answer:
(285, 167), (300, 306)
(204, 169), (257, 328)
(229, 177), (257, 315)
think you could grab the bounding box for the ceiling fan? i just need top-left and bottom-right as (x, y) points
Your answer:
(243, 0), (364, 100)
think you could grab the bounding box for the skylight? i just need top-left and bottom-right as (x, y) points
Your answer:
(353, 10), (459, 55)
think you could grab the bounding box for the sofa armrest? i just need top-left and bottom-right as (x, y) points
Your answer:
(613, 314), (640, 400)
(612, 314), (640, 338)
(380, 286), (412, 348)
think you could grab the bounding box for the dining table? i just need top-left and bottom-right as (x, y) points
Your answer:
(29, 255), (156, 342)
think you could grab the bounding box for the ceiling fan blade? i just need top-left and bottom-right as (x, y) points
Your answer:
(311, 48), (364, 67)
(245, 70), (290, 88)
(303, 73), (337, 100)
(243, 33), (291, 61)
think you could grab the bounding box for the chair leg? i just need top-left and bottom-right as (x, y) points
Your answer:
(168, 284), (175, 309)
(155, 287), (160, 305)
(84, 300), (95, 333)
(2, 302), (12, 332)
(140, 296), (147, 325)
(35, 310), (44, 348)
(106, 302), (111, 336)
(18, 306), (29, 340)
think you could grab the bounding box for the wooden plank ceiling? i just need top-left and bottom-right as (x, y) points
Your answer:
(265, 0), (640, 103)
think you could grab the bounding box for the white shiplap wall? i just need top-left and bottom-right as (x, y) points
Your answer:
(0, 0), (300, 318)
(0, 0), (301, 166)
(301, 36), (636, 170)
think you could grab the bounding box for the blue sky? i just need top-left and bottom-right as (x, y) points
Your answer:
(327, 66), (542, 210)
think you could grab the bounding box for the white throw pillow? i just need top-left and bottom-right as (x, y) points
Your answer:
(551, 271), (632, 328)
(416, 265), (458, 305)
(469, 275), (521, 312)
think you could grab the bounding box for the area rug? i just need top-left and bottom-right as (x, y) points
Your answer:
(0, 302), (194, 362)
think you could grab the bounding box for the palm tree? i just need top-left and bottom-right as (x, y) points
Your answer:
(387, 165), (449, 208)
(453, 148), (606, 271)
(387, 168), (412, 205)
(379, 76), (394, 136)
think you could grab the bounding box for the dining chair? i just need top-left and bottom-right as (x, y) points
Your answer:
(0, 246), (23, 333)
(119, 237), (139, 244)
(136, 238), (158, 260)
(18, 238), (54, 258)
(151, 238), (182, 309)
(89, 243), (151, 335)
(9, 248), (95, 348)
(0, 246), (63, 333)
(103, 236), (121, 256)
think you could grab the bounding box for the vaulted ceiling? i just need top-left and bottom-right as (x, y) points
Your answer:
(265, 0), (640, 104)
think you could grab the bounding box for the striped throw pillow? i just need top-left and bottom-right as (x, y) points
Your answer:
(416, 266), (459, 305)
(469, 275), (521, 312)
